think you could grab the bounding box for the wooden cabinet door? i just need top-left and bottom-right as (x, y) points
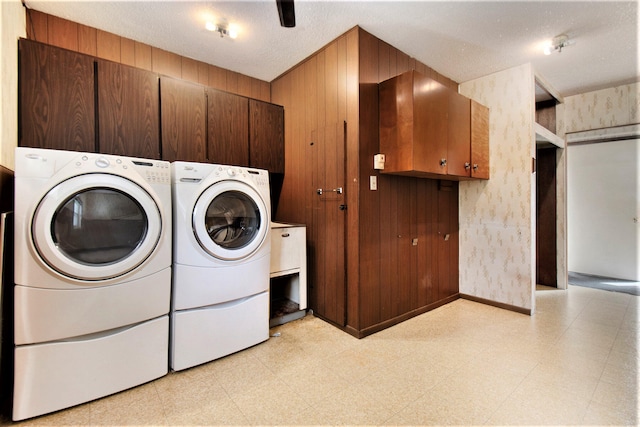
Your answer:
(412, 72), (449, 175)
(471, 100), (490, 179)
(437, 180), (459, 300)
(19, 39), (95, 152)
(309, 122), (347, 326)
(207, 89), (249, 167)
(249, 99), (284, 173)
(160, 77), (206, 162)
(97, 60), (160, 159)
(447, 92), (471, 177)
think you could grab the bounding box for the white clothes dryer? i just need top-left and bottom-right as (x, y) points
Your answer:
(171, 161), (271, 371)
(13, 147), (172, 421)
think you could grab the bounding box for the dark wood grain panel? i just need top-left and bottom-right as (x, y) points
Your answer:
(437, 180), (459, 299)
(536, 147), (557, 287)
(160, 77), (206, 162)
(97, 60), (160, 159)
(207, 89), (249, 166)
(272, 26), (462, 336)
(19, 39), (96, 152)
(249, 99), (284, 173)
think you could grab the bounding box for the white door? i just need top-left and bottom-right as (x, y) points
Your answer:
(192, 180), (269, 261)
(32, 173), (162, 281)
(568, 138), (640, 280)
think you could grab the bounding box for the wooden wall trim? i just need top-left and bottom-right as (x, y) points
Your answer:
(24, 9), (271, 102)
(460, 293), (532, 316)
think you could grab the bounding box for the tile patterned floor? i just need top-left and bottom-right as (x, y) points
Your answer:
(4, 284), (638, 426)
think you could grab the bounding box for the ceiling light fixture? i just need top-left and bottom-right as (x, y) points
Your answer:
(206, 21), (237, 39)
(543, 34), (574, 55)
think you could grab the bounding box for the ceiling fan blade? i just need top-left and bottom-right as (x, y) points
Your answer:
(276, 0), (296, 27)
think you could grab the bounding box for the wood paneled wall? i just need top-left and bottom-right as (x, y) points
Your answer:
(25, 9), (271, 102)
(356, 29), (459, 333)
(272, 26), (460, 335)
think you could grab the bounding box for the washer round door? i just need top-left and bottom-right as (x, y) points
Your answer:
(192, 180), (268, 261)
(32, 173), (162, 281)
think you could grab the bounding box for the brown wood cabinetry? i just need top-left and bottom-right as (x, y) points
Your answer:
(379, 70), (489, 180)
(207, 89), (249, 167)
(97, 60), (160, 159)
(249, 99), (285, 173)
(160, 77), (207, 162)
(19, 39), (284, 170)
(19, 39), (96, 152)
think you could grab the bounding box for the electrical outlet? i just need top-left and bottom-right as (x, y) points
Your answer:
(370, 175), (377, 190)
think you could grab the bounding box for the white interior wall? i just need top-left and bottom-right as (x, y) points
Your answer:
(567, 138), (640, 281)
(459, 63), (536, 313)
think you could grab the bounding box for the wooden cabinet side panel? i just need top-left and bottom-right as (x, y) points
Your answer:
(249, 99), (284, 173)
(208, 89), (249, 166)
(447, 93), (471, 177)
(471, 100), (490, 179)
(379, 74), (414, 172)
(19, 39), (96, 152)
(97, 61), (160, 159)
(160, 77), (207, 162)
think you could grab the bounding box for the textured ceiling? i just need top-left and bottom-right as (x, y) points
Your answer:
(25, 1), (639, 97)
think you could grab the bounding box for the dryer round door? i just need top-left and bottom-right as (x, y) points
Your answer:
(192, 180), (268, 261)
(32, 173), (162, 281)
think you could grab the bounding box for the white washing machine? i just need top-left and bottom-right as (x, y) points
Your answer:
(171, 161), (271, 371)
(13, 147), (172, 421)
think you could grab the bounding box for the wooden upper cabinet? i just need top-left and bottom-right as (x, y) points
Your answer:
(379, 70), (489, 180)
(249, 99), (284, 173)
(207, 89), (249, 167)
(471, 100), (490, 179)
(19, 39), (96, 152)
(379, 70), (447, 176)
(160, 77), (206, 162)
(97, 60), (160, 159)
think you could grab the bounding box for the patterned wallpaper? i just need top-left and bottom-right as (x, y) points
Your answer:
(458, 64), (536, 312)
(564, 82), (640, 133)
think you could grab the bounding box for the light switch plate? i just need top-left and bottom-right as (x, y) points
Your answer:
(370, 175), (377, 190)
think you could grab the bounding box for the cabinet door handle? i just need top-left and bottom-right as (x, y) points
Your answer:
(473, 164), (479, 171)
(440, 158), (447, 167)
(317, 187), (343, 195)
(281, 233), (290, 238)
(465, 162), (471, 170)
